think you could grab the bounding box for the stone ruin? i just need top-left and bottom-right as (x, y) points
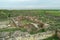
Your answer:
(57, 29), (60, 39)
(9, 16), (50, 32)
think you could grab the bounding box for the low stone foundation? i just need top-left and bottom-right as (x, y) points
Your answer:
(0, 31), (55, 40)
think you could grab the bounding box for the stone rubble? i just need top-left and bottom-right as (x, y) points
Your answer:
(0, 31), (55, 40)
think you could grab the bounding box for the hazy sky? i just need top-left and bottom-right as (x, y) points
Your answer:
(0, 0), (60, 9)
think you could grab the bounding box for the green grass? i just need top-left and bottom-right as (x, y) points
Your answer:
(0, 28), (28, 32)
(0, 9), (60, 34)
(0, 28), (21, 32)
(43, 35), (60, 40)
(0, 10), (60, 19)
(21, 19), (32, 24)
(46, 11), (60, 16)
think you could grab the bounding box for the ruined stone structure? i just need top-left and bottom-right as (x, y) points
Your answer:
(57, 29), (60, 39)
(10, 16), (50, 32)
(0, 31), (55, 40)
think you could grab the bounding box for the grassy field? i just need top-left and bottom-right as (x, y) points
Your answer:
(0, 10), (60, 40)
(0, 10), (60, 18)
(0, 10), (60, 27)
(43, 36), (60, 40)
(0, 9), (60, 30)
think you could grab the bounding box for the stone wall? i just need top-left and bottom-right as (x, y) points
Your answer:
(10, 16), (49, 29)
(0, 31), (55, 40)
(57, 30), (60, 39)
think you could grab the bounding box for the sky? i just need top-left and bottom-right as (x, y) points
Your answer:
(0, 0), (60, 9)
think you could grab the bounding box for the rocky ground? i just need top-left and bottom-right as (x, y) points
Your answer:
(0, 21), (9, 29)
(0, 30), (55, 40)
(0, 14), (59, 40)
